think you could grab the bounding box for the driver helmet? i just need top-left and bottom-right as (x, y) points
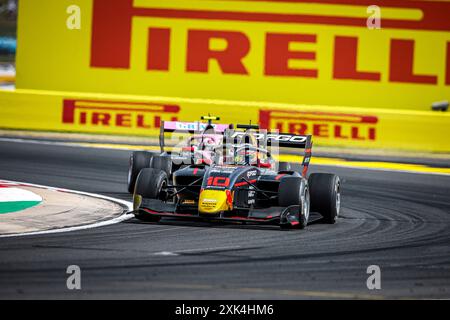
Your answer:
(235, 145), (258, 165)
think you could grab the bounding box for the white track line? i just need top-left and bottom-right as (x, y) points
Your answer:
(0, 179), (133, 238)
(312, 162), (450, 177)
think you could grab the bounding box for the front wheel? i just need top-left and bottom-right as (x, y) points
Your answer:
(134, 168), (168, 200)
(308, 173), (341, 224)
(133, 168), (167, 222)
(278, 176), (309, 229)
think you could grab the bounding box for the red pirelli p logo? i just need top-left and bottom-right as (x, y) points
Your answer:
(62, 99), (180, 129)
(259, 109), (378, 141)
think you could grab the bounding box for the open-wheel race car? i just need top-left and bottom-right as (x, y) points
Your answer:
(131, 122), (341, 229)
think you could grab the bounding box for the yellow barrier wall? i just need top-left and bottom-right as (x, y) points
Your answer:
(16, 0), (450, 111)
(1, 89), (449, 152)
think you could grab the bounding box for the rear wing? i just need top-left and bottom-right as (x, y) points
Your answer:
(229, 131), (312, 176)
(160, 121), (230, 152)
(268, 133), (312, 176)
(229, 131), (311, 148)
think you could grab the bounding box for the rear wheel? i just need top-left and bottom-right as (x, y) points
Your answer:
(308, 173), (341, 224)
(278, 176), (309, 229)
(127, 151), (153, 193)
(152, 155), (172, 177)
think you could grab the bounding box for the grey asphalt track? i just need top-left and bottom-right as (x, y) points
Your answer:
(0, 140), (449, 299)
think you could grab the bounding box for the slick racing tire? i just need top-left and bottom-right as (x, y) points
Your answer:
(134, 168), (168, 200)
(133, 168), (168, 222)
(278, 176), (309, 229)
(308, 173), (341, 224)
(127, 151), (154, 194)
(278, 162), (291, 172)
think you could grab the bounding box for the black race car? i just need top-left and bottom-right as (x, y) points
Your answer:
(132, 124), (341, 229)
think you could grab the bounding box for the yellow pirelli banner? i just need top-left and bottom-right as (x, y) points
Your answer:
(1, 89), (449, 152)
(16, 0), (450, 111)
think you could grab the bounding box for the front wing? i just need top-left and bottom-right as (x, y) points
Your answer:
(133, 199), (302, 226)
